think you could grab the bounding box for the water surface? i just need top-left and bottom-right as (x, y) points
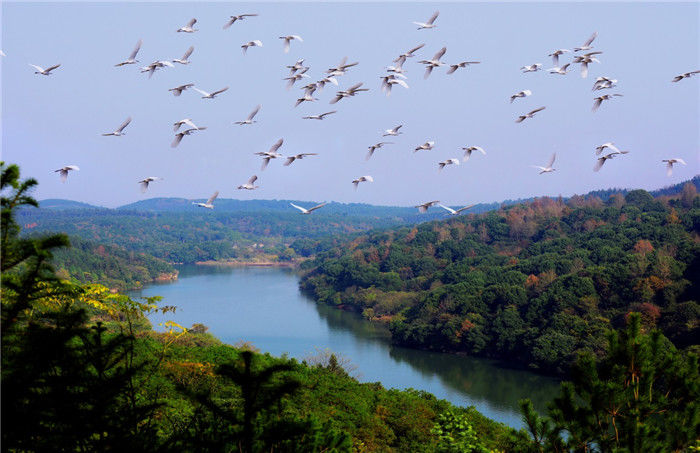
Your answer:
(133, 265), (559, 429)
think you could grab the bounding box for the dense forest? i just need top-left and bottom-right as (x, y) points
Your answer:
(50, 235), (177, 290)
(300, 184), (700, 375)
(3, 163), (699, 451)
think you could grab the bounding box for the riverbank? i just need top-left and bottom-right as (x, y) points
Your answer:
(195, 259), (298, 268)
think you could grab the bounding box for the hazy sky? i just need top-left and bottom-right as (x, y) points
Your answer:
(2, 2), (698, 208)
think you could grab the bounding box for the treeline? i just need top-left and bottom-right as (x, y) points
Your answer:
(49, 235), (176, 290)
(300, 185), (700, 375)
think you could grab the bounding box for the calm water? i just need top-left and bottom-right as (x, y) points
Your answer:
(131, 265), (559, 429)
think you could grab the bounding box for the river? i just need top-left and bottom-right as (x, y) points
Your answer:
(131, 265), (560, 429)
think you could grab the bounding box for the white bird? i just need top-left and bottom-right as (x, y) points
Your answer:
(380, 76), (409, 96)
(510, 90), (532, 103)
(138, 176), (162, 193)
(29, 63), (61, 75)
(303, 111), (336, 120)
(415, 200), (440, 213)
(115, 39), (142, 66)
(395, 43), (425, 63)
(595, 142), (620, 155)
(223, 13), (258, 29)
(383, 125), (403, 137)
(462, 146), (486, 162)
(414, 141), (435, 152)
(516, 106), (546, 123)
(574, 32), (597, 52)
(284, 153), (317, 166)
(438, 158), (460, 171)
(193, 86), (228, 99)
(366, 142), (392, 160)
(672, 70), (700, 82)
(171, 127), (206, 148)
(169, 83), (194, 96)
(177, 18), (198, 33)
(592, 94), (623, 112)
(548, 49), (570, 66)
(140, 60), (173, 78)
(255, 139), (284, 170)
(386, 63), (406, 75)
(548, 63), (571, 75)
(102, 117), (132, 136)
(295, 94), (318, 107)
(234, 105), (261, 125)
(352, 175), (374, 189)
(193, 191), (219, 209)
(0, 50), (5, 57)
(54, 165), (79, 183)
(237, 175), (259, 190)
(316, 77), (338, 91)
(284, 69), (310, 89)
(573, 52), (602, 78)
(172, 46), (194, 64)
(413, 11), (439, 29)
(279, 35), (303, 53)
(290, 202), (327, 214)
(662, 158), (686, 176)
(173, 118), (199, 131)
(594, 150), (629, 172)
(241, 40), (263, 54)
(438, 204), (475, 215)
(287, 59), (307, 74)
(446, 61), (480, 74)
(520, 63), (542, 73)
(532, 153), (556, 174)
(592, 76), (618, 91)
(418, 47), (447, 79)
(330, 82), (368, 104)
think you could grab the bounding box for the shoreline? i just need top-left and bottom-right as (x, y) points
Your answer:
(194, 260), (298, 268)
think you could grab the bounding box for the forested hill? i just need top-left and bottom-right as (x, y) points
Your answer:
(300, 184), (700, 375)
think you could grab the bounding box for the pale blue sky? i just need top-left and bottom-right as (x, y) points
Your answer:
(2, 2), (698, 208)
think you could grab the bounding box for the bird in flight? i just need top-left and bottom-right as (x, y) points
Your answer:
(595, 142), (620, 155)
(446, 61), (480, 74)
(173, 118), (200, 131)
(326, 57), (359, 76)
(255, 139), (284, 170)
(330, 83), (369, 104)
(223, 13), (258, 29)
(352, 175), (374, 189)
(380, 75), (409, 96)
(574, 32), (597, 52)
(55, 165), (79, 183)
(193, 191), (219, 209)
(139, 176), (162, 193)
(241, 40), (263, 54)
(102, 117), (132, 136)
(234, 105), (261, 125)
(415, 200), (440, 213)
(548, 63), (571, 75)
(366, 142), (392, 160)
(115, 39), (142, 66)
(418, 47), (447, 79)
(592, 94), (623, 112)
(279, 35), (303, 53)
(510, 90), (532, 103)
(237, 175), (259, 190)
(516, 107), (546, 123)
(172, 46), (194, 65)
(171, 127), (206, 148)
(573, 52), (602, 78)
(414, 11), (439, 29)
(592, 76), (617, 90)
(177, 18), (198, 33)
(193, 86), (229, 99)
(303, 111), (336, 120)
(414, 141), (435, 152)
(520, 63), (542, 73)
(169, 83), (194, 97)
(284, 153), (317, 166)
(438, 158), (460, 171)
(30, 63), (61, 75)
(662, 158), (686, 176)
(290, 202), (328, 214)
(140, 60), (174, 78)
(548, 49), (570, 66)
(462, 146), (486, 162)
(394, 43), (425, 64)
(383, 125), (403, 137)
(438, 204), (475, 215)
(671, 70), (700, 82)
(532, 153), (556, 174)
(594, 150), (629, 172)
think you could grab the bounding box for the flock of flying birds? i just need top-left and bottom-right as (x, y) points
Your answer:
(12, 9), (697, 215)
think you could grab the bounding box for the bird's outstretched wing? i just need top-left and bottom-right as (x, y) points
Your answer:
(187, 18), (197, 27)
(427, 11), (439, 25)
(182, 46), (194, 60)
(546, 153), (556, 168)
(130, 39), (143, 60)
(437, 204), (456, 214)
(211, 86), (229, 96)
(307, 202), (327, 212)
(583, 31), (598, 47)
(171, 134), (184, 148)
(206, 191), (219, 205)
(117, 116), (132, 132)
(247, 175), (258, 185)
(269, 138), (284, 153)
(290, 203), (306, 213)
(247, 104), (261, 121)
(433, 47), (447, 60)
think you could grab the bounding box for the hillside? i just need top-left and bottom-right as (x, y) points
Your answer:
(299, 184), (700, 375)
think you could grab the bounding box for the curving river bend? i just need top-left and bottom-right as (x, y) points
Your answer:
(131, 265), (559, 429)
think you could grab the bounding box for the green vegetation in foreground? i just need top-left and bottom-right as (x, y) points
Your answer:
(49, 235), (177, 290)
(301, 184), (700, 375)
(3, 162), (698, 452)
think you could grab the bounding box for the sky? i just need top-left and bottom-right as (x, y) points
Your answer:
(1, 2), (698, 208)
